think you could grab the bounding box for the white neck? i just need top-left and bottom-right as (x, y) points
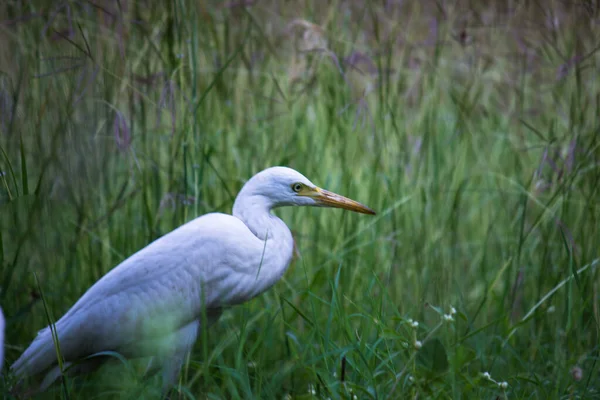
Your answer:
(231, 189), (295, 300)
(224, 169), (305, 302)
(232, 193), (283, 240)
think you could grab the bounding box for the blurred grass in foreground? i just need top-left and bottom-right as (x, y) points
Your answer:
(0, 0), (599, 398)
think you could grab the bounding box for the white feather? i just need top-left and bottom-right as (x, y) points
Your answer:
(10, 166), (373, 392)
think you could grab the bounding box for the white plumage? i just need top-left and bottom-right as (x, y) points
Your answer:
(11, 166), (375, 392)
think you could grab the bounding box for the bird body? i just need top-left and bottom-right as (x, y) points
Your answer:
(11, 167), (375, 391)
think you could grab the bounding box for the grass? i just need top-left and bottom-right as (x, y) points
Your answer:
(1, 0), (599, 398)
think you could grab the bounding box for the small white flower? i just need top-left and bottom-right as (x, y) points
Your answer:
(411, 320), (419, 328)
(571, 366), (583, 381)
(443, 314), (454, 322)
(499, 381), (508, 389)
(547, 305), (556, 314)
(482, 371), (491, 380)
(408, 375), (414, 382)
(450, 306), (457, 315)
(414, 340), (422, 349)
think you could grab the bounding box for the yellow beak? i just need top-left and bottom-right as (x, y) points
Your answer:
(311, 187), (376, 215)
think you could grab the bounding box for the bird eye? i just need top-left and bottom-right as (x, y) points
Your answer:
(292, 183), (303, 192)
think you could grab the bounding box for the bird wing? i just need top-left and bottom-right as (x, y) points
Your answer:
(12, 212), (272, 377)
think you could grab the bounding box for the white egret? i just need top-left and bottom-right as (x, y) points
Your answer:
(11, 166), (375, 392)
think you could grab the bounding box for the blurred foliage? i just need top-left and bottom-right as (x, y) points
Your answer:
(0, 0), (599, 398)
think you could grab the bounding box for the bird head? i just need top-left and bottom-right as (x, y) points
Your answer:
(240, 167), (376, 215)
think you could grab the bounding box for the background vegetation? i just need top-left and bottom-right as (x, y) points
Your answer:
(1, 0), (599, 398)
